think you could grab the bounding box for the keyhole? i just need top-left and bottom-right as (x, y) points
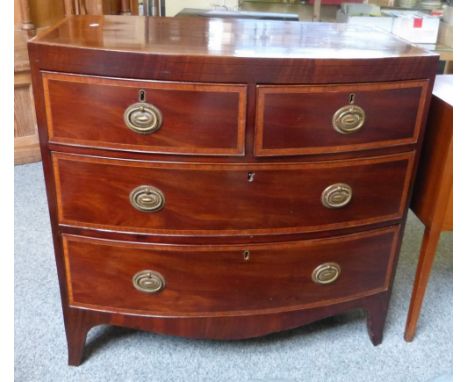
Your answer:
(139, 89), (146, 102)
(247, 172), (255, 182)
(348, 93), (355, 104)
(243, 250), (250, 261)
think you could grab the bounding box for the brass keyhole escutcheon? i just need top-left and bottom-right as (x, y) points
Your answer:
(132, 270), (165, 293)
(332, 104), (366, 134)
(311, 263), (341, 285)
(321, 183), (352, 209)
(129, 185), (165, 212)
(243, 250), (250, 261)
(124, 101), (163, 135)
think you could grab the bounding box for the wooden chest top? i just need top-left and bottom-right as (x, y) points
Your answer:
(29, 16), (438, 83)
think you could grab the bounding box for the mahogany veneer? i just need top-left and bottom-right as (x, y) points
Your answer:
(43, 72), (247, 156)
(256, 81), (428, 156)
(28, 15), (437, 365)
(63, 227), (399, 317)
(52, 152), (414, 235)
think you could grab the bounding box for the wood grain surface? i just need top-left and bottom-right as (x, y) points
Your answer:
(63, 226), (399, 315)
(28, 16), (439, 84)
(27, 15), (438, 365)
(255, 81), (428, 156)
(43, 72), (247, 156)
(52, 151), (415, 236)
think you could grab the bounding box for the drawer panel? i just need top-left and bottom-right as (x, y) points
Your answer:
(43, 72), (247, 156)
(53, 152), (414, 235)
(255, 80), (428, 156)
(63, 226), (400, 315)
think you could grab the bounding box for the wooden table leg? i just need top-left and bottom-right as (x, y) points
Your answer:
(64, 0), (74, 16)
(313, 0), (321, 21)
(404, 226), (442, 342)
(19, 0), (35, 36)
(121, 0), (131, 15)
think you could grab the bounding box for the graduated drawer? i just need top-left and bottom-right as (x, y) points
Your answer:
(255, 80), (429, 157)
(52, 152), (414, 236)
(42, 72), (247, 156)
(63, 226), (400, 315)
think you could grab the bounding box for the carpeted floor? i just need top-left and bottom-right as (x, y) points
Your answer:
(14, 162), (453, 382)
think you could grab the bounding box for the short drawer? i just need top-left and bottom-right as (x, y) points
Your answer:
(63, 226), (400, 315)
(43, 72), (247, 156)
(53, 152), (414, 236)
(255, 80), (429, 156)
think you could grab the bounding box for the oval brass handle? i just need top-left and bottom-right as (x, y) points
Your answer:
(321, 183), (352, 209)
(124, 102), (163, 134)
(129, 185), (165, 212)
(311, 262), (341, 285)
(332, 104), (366, 134)
(132, 270), (165, 293)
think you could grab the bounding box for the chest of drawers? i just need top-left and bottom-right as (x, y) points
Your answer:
(29, 15), (438, 365)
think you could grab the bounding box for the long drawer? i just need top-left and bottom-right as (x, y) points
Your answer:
(255, 80), (428, 156)
(52, 152), (415, 235)
(63, 226), (400, 315)
(42, 72), (247, 156)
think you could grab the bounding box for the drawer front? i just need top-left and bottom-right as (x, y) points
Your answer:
(63, 226), (399, 315)
(53, 152), (414, 235)
(255, 81), (428, 156)
(43, 72), (247, 156)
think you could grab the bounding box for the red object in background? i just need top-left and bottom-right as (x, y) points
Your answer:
(413, 17), (423, 28)
(308, 0), (364, 4)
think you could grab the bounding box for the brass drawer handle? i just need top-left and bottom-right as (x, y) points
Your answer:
(311, 262), (341, 285)
(129, 185), (165, 212)
(133, 270), (165, 293)
(124, 102), (163, 134)
(321, 183), (352, 209)
(332, 104), (366, 134)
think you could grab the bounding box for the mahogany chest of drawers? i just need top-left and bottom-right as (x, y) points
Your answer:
(29, 15), (438, 365)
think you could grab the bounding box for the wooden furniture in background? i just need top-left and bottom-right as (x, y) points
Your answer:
(15, 0), (66, 164)
(63, 0), (122, 16)
(15, 30), (41, 164)
(121, 0), (131, 14)
(405, 75), (453, 342)
(18, 0), (35, 34)
(14, 0), (40, 164)
(14, 0), (122, 164)
(29, 16), (437, 365)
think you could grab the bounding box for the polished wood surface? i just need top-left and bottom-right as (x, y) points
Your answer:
(28, 16), (437, 365)
(405, 75), (453, 342)
(63, 291), (391, 365)
(32, 16), (433, 59)
(43, 72), (246, 156)
(53, 152), (414, 235)
(29, 16), (438, 84)
(411, 93), (453, 228)
(63, 226), (399, 316)
(256, 81), (428, 156)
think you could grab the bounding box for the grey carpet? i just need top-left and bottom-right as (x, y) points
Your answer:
(14, 162), (453, 382)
